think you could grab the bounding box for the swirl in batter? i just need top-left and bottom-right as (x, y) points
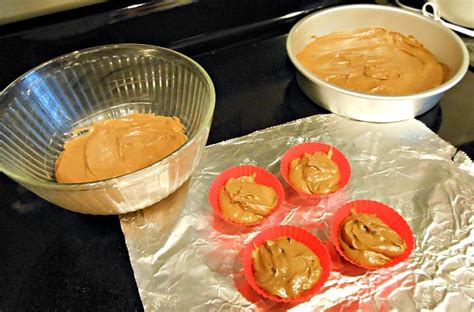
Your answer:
(339, 210), (407, 267)
(252, 237), (322, 298)
(297, 27), (448, 95)
(288, 150), (340, 195)
(219, 174), (278, 224)
(55, 113), (188, 183)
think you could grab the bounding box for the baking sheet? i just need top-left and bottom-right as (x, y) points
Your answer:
(120, 114), (473, 311)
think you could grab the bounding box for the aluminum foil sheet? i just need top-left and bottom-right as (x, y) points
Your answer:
(120, 114), (474, 311)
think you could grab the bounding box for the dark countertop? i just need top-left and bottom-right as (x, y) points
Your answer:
(1, 1), (472, 311)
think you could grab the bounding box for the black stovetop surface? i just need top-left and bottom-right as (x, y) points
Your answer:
(1, 1), (472, 310)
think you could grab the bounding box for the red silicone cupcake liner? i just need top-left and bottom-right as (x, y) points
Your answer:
(331, 200), (415, 270)
(243, 225), (331, 303)
(208, 165), (284, 227)
(280, 142), (351, 199)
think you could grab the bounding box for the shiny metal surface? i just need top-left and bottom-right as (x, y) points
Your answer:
(0, 44), (215, 214)
(120, 114), (473, 311)
(286, 5), (470, 122)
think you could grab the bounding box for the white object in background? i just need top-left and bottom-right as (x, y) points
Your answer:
(422, 2), (474, 37)
(430, 0), (474, 29)
(0, 0), (105, 25)
(396, 0), (474, 37)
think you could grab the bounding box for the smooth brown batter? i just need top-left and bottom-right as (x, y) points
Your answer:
(297, 27), (448, 95)
(288, 150), (340, 195)
(252, 237), (322, 298)
(339, 211), (407, 267)
(219, 174), (277, 224)
(55, 113), (188, 183)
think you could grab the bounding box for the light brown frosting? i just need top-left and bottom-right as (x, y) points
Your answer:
(288, 150), (340, 195)
(252, 237), (322, 298)
(297, 27), (448, 95)
(339, 211), (407, 267)
(219, 174), (277, 224)
(55, 113), (188, 183)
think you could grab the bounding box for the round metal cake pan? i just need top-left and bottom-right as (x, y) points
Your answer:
(286, 4), (469, 122)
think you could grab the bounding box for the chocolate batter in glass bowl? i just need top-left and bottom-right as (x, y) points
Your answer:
(56, 114), (188, 184)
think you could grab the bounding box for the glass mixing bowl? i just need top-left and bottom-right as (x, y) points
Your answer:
(0, 44), (215, 214)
